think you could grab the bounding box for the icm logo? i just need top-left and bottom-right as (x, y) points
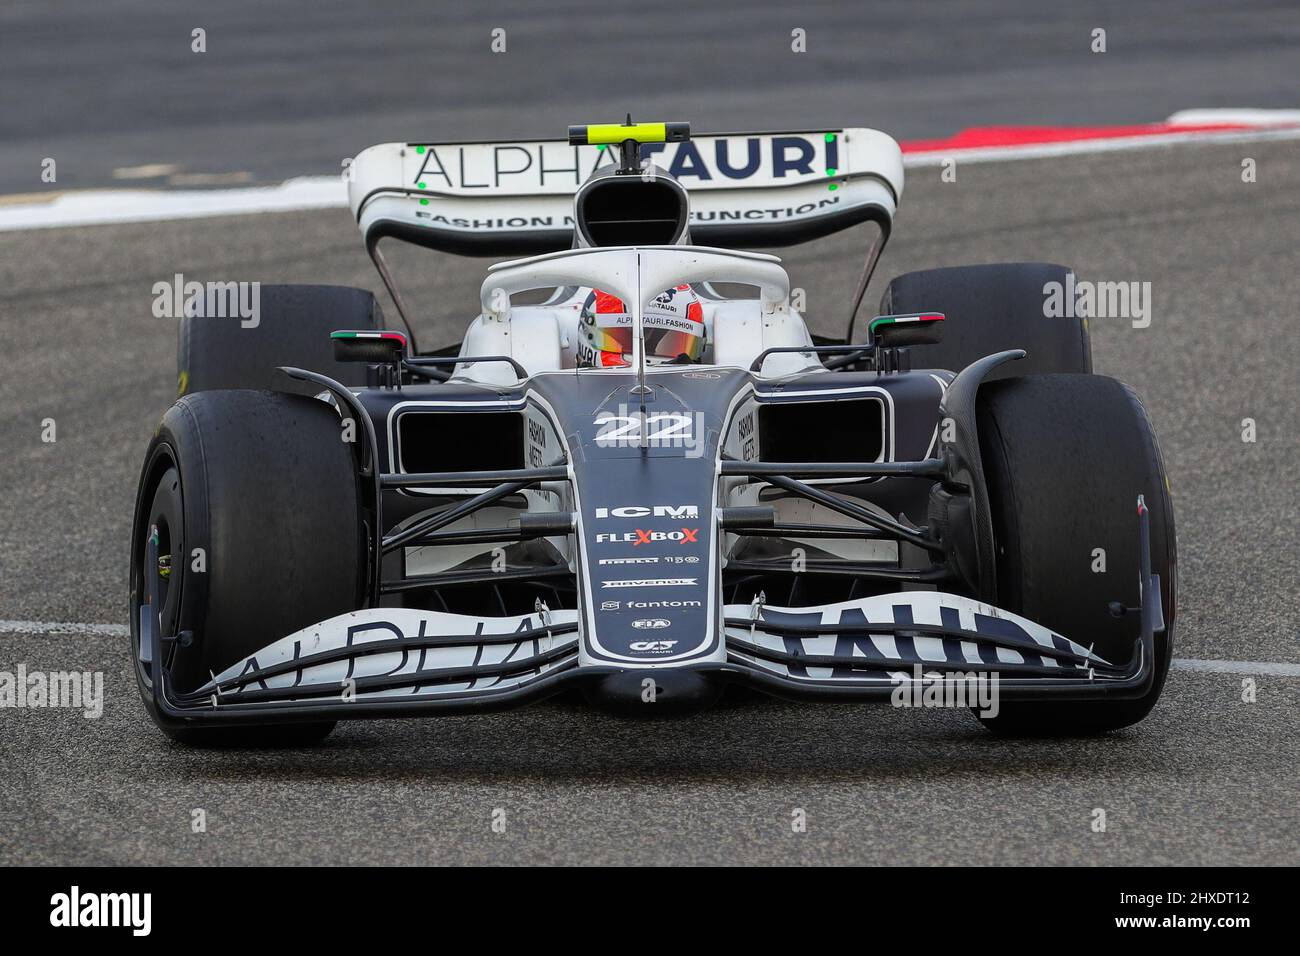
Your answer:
(595, 505), (700, 520)
(629, 639), (678, 652)
(49, 886), (152, 936)
(631, 618), (672, 630)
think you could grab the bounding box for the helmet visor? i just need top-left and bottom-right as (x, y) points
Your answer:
(589, 325), (703, 362)
(645, 326), (704, 361)
(587, 323), (634, 355)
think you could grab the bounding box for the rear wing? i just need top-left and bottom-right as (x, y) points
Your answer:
(348, 129), (904, 258)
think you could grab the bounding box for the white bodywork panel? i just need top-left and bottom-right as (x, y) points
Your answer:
(454, 245), (820, 384)
(727, 592), (1111, 684)
(201, 608), (580, 702)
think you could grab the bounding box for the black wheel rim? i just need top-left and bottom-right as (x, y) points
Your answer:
(133, 463), (184, 684)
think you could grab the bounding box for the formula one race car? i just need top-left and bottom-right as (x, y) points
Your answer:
(130, 119), (1175, 745)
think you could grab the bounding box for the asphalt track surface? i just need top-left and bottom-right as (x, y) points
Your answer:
(2, 0), (1298, 866)
(1, 134), (1298, 864)
(3, 0), (1300, 194)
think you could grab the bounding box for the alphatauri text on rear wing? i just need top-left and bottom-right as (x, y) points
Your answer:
(348, 128), (904, 257)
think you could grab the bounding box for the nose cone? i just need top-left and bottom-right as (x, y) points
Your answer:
(525, 367), (755, 670)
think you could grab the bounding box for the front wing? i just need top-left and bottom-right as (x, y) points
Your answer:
(141, 503), (1163, 725)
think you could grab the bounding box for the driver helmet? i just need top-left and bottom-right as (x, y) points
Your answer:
(577, 284), (705, 368)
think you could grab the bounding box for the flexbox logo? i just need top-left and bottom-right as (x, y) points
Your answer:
(596, 528), (699, 546)
(152, 272), (260, 328)
(50, 886), (151, 936)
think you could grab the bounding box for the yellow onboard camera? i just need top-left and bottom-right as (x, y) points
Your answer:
(567, 116), (690, 173)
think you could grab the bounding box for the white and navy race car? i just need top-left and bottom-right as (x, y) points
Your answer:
(131, 120), (1174, 744)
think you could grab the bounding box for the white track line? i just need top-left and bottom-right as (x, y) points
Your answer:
(1172, 658), (1300, 677)
(2, 619), (1296, 676)
(0, 176), (346, 231)
(1167, 108), (1300, 126)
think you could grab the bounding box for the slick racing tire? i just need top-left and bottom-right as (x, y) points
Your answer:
(880, 263), (1091, 379)
(129, 389), (364, 746)
(177, 283), (385, 397)
(973, 374), (1176, 735)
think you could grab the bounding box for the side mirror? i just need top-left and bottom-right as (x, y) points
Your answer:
(868, 312), (945, 348)
(331, 330), (408, 364)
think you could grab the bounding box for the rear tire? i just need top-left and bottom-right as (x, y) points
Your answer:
(974, 374), (1176, 735)
(881, 263), (1090, 378)
(178, 283), (384, 396)
(130, 389), (364, 745)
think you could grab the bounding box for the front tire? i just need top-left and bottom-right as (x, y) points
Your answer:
(973, 374), (1176, 734)
(130, 389), (364, 745)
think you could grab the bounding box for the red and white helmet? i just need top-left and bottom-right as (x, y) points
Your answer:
(577, 284), (705, 368)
